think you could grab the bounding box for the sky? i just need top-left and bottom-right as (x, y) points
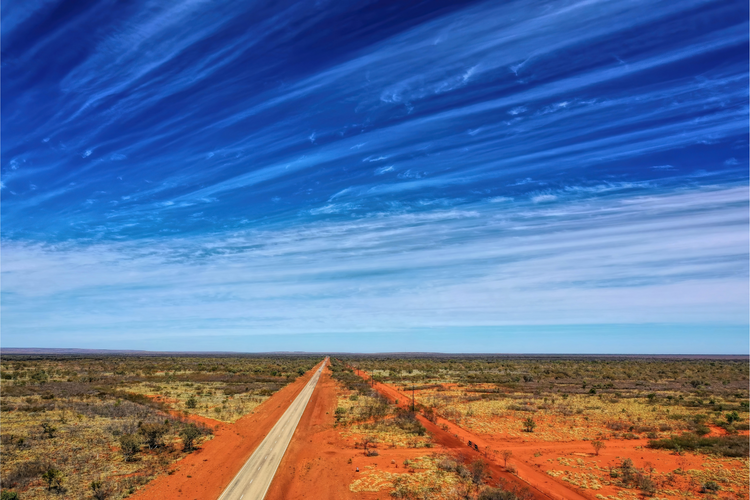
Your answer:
(2, 0), (748, 354)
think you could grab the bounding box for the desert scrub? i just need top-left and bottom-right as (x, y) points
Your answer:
(431, 393), (722, 443)
(349, 455), (460, 497)
(0, 394), (213, 499)
(120, 381), (271, 423)
(647, 433), (749, 457)
(346, 413), (433, 449)
(334, 390), (392, 425)
(0, 353), (321, 499)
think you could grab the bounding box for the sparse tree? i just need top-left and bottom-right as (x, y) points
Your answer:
(522, 417), (536, 433)
(139, 422), (169, 449)
(361, 435), (376, 454)
(41, 422), (57, 439)
(180, 424), (202, 451)
(42, 468), (64, 491)
(119, 433), (141, 461)
(591, 440), (606, 456)
(469, 458), (490, 485)
(91, 480), (111, 500)
(501, 449), (513, 467)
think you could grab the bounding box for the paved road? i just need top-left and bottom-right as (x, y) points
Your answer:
(217, 357), (328, 500)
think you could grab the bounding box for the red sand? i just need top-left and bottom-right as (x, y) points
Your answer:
(357, 373), (748, 500)
(265, 364), (358, 499)
(130, 359), (326, 500)
(355, 369), (591, 500)
(265, 366), (439, 500)
(268, 365), (561, 500)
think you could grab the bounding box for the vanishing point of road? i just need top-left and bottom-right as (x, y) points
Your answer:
(217, 357), (328, 500)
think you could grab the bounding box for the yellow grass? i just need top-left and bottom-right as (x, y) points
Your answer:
(121, 381), (268, 423)
(1, 394), (208, 499)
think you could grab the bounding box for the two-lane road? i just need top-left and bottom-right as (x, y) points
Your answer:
(217, 357), (328, 500)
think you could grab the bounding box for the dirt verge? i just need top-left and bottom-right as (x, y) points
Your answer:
(130, 359), (325, 500)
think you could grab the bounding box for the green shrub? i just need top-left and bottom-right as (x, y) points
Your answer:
(41, 468), (64, 491)
(648, 433), (749, 457)
(701, 481), (720, 493)
(522, 417), (536, 432)
(180, 424), (202, 451)
(91, 480), (111, 500)
(41, 422), (57, 439)
(139, 422), (169, 449)
(119, 433), (141, 461)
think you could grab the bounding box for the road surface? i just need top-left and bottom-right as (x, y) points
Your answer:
(217, 357), (328, 500)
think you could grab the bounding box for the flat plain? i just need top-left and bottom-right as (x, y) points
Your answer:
(0, 354), (747, 500)
(0, 355), (320, 499)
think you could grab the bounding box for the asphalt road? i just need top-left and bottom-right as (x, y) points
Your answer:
(217, 357), (328, 500)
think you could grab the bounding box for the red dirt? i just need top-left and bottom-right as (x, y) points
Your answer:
(359, 375), (749, 500)
(356, 370), (590, 500)
(129, 359), (326, 500)
(264, 364), (359, 500)
(266, 366), (435, 500)
(268, 365), (552, 500)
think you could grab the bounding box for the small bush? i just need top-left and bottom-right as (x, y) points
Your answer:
(91, 480), (112, 500)
(139, 422), (169, 449)
(42, 467), (64, 491)
(422, 407), (438, 424)
(3, 459), (49, 488)
(701, 481), (720, 493)
(41, 422), (57, 439)
(119, 433), (141, 461)
(522, 417), (536, 433)
(180, 424), (202, 451)
(478, 486), (520, 500)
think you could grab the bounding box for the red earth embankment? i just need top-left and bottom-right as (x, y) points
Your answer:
(130, 359), (326, 500)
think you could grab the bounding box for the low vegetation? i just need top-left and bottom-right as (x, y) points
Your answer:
(350, 453), (532, 500)
(647, 433), (749, 457)
(0, 354), (319, 499)
(335, 355), (749, 500)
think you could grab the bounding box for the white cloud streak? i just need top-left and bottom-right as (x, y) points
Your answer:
(3, 185), (747, 339)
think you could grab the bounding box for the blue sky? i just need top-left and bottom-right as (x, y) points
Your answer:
(2, 0), (748, 353)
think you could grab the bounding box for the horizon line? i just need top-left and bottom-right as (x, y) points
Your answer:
(1, 347), (747, 359)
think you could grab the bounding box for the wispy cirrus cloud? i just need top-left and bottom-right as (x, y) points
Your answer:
(3, 185), (747, 340)
(2, 0), (748, 350)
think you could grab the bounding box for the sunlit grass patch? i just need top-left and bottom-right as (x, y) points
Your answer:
(0, 397), (208, 500)
(349, 455), (460, 498)
(120, 381), (269, 423)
